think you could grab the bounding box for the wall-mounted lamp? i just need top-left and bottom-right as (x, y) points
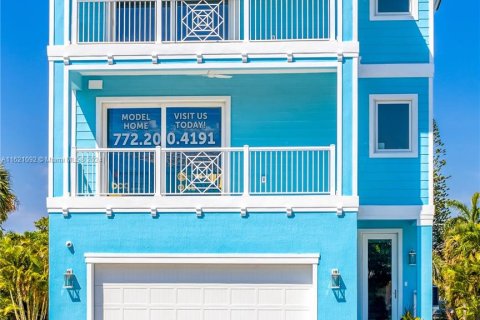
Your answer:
(331, 269), (341, 289)
(63, 269), (74, 289)
(408, 250), (417, 266)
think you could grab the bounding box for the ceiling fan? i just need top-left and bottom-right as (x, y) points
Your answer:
(203, 71), (233, 79)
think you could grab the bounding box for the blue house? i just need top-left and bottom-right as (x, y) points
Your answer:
(47, 0), (439, 318)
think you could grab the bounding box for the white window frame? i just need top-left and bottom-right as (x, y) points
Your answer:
(370, 0), (419, 21)
(369, 94), (418, 158)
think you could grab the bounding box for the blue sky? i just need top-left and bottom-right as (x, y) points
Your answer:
(1, 0), (479, 231)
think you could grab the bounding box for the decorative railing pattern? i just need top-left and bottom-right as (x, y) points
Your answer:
(74, 0), (334, 43)
(73, 145), (335, 196)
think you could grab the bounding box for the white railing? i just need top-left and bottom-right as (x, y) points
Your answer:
(73, 0), (335, 43)
(73, 145), (335, 196)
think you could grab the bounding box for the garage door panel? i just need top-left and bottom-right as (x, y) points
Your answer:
(96, 264), (315, 320)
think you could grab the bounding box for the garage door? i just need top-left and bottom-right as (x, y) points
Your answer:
(94, 264), (315, 320)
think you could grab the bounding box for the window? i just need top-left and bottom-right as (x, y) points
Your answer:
(369, 94), (418, 158)
(370, 0), (418, 20)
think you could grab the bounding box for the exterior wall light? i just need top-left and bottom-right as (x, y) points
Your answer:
(331, 269), (341, 289)
(63, 269), (74, 289)
(408, 250), (417, 266)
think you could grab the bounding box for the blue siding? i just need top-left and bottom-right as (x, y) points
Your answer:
(75, 73), (338, 148)
(53, 62), (64, 196)
(358, 78), (430, 205)
(54, 0), (64, 45)
(358, 0), (430, 63)
(50, 212), (358, 320)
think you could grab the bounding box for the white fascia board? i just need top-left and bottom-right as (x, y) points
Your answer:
(359, 63), (434, 78)
(47, 195), (359, 213)
(47, 41), (360, 61)
(359, 205), (434, 225)
(84, 253), (320, 265)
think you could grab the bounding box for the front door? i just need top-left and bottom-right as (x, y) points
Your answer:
(360, 232), (400, 320)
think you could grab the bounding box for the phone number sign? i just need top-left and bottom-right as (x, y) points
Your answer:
(166, 107), (222, 148)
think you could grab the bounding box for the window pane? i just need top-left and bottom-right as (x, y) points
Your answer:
(377, 103), (410, 150)
(368, 239), (393, 320)
(378, 0), (410, 13)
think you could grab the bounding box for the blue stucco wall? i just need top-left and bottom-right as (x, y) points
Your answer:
(49, 211), (358, 320)
(358, 0), (431, 63)
(75, 73), (338, 148)
(358, 77), (430, 205)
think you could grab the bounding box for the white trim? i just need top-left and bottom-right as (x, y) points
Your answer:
(428, 78), (434, 205)
(358, 205), (434, 225)
(48, 62), (54, 197)
(370, 0), (419, 21)
(336, 59), (343, 195)
(352, 57), (358, 196)
(352, 0), (358, 42)
(358, 229), (403, 320)
(337, 0), (343, 42)
(49, 0), (54, 45)
(86, 263), (94, 320)
(369, 94), (419, 158)
(64, 0), (70, 44)
(429, 0), (435, 63)
(47, 41), (360, 60)
(47, 195), (360, 213)
(84, 253), (320, 265)
(63, 67), (70, 196)
(359, 63), (434, 78)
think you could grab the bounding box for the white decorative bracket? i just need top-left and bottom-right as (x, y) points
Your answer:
(287, 53), (294, 63)
(240, 208), (248, 218)
(286, 208), (294, 217)
(196, 54), (203, 64)
(106, 207), (113, 217)
(107, 55), (114, 65)
(62, 208), (69, 217)
(151, 208), (158, 218)
(195, 207), (203, 218)
(337, 53), (344, 63)
(152, 53), (158, 64)
(241, 53), (248, 63)
(336, 205), (343, 217)
(63, 56), (70, 66)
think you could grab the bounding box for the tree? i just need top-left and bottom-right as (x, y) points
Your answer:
(433, 120), (451, 251)
(0, 217), (48, 320)
(0, 164), (18, 228)
(434, 193), (480, 320)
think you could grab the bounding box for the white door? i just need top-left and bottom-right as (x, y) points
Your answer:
(360, 232), (401, 320)
(94, 264), (315, 320)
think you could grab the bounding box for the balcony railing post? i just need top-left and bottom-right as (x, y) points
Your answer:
(243, 0), (250, 41)
(71, 0), (78, 44)
(329, 144), (336, 195)
(329, 0), (336, 40)
(156, 0), (163, 43)
(243, 145), (250, 196)
(155, 146), (162, 196)
(71, 147), (77, 196)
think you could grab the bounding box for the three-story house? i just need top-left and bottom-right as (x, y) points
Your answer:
(47, 0), (439, 318)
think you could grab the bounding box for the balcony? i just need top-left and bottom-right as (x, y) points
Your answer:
(73, 0), (335, 44)
(73, 145), (336, 197)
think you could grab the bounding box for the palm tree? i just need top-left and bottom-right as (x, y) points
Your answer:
(446, 192), (479, 225)
(0, 164), (17, 226)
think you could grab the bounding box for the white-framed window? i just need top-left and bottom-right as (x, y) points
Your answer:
(370, 0), (419, 21)
(369, 94), (418, 158)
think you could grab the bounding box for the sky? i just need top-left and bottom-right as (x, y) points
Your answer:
(0, 0), (479, 231)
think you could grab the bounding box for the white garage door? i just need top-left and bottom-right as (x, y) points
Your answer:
(94, 264), (315, 320)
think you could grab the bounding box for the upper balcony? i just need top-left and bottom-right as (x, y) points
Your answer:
(74, 0), (334, 44)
